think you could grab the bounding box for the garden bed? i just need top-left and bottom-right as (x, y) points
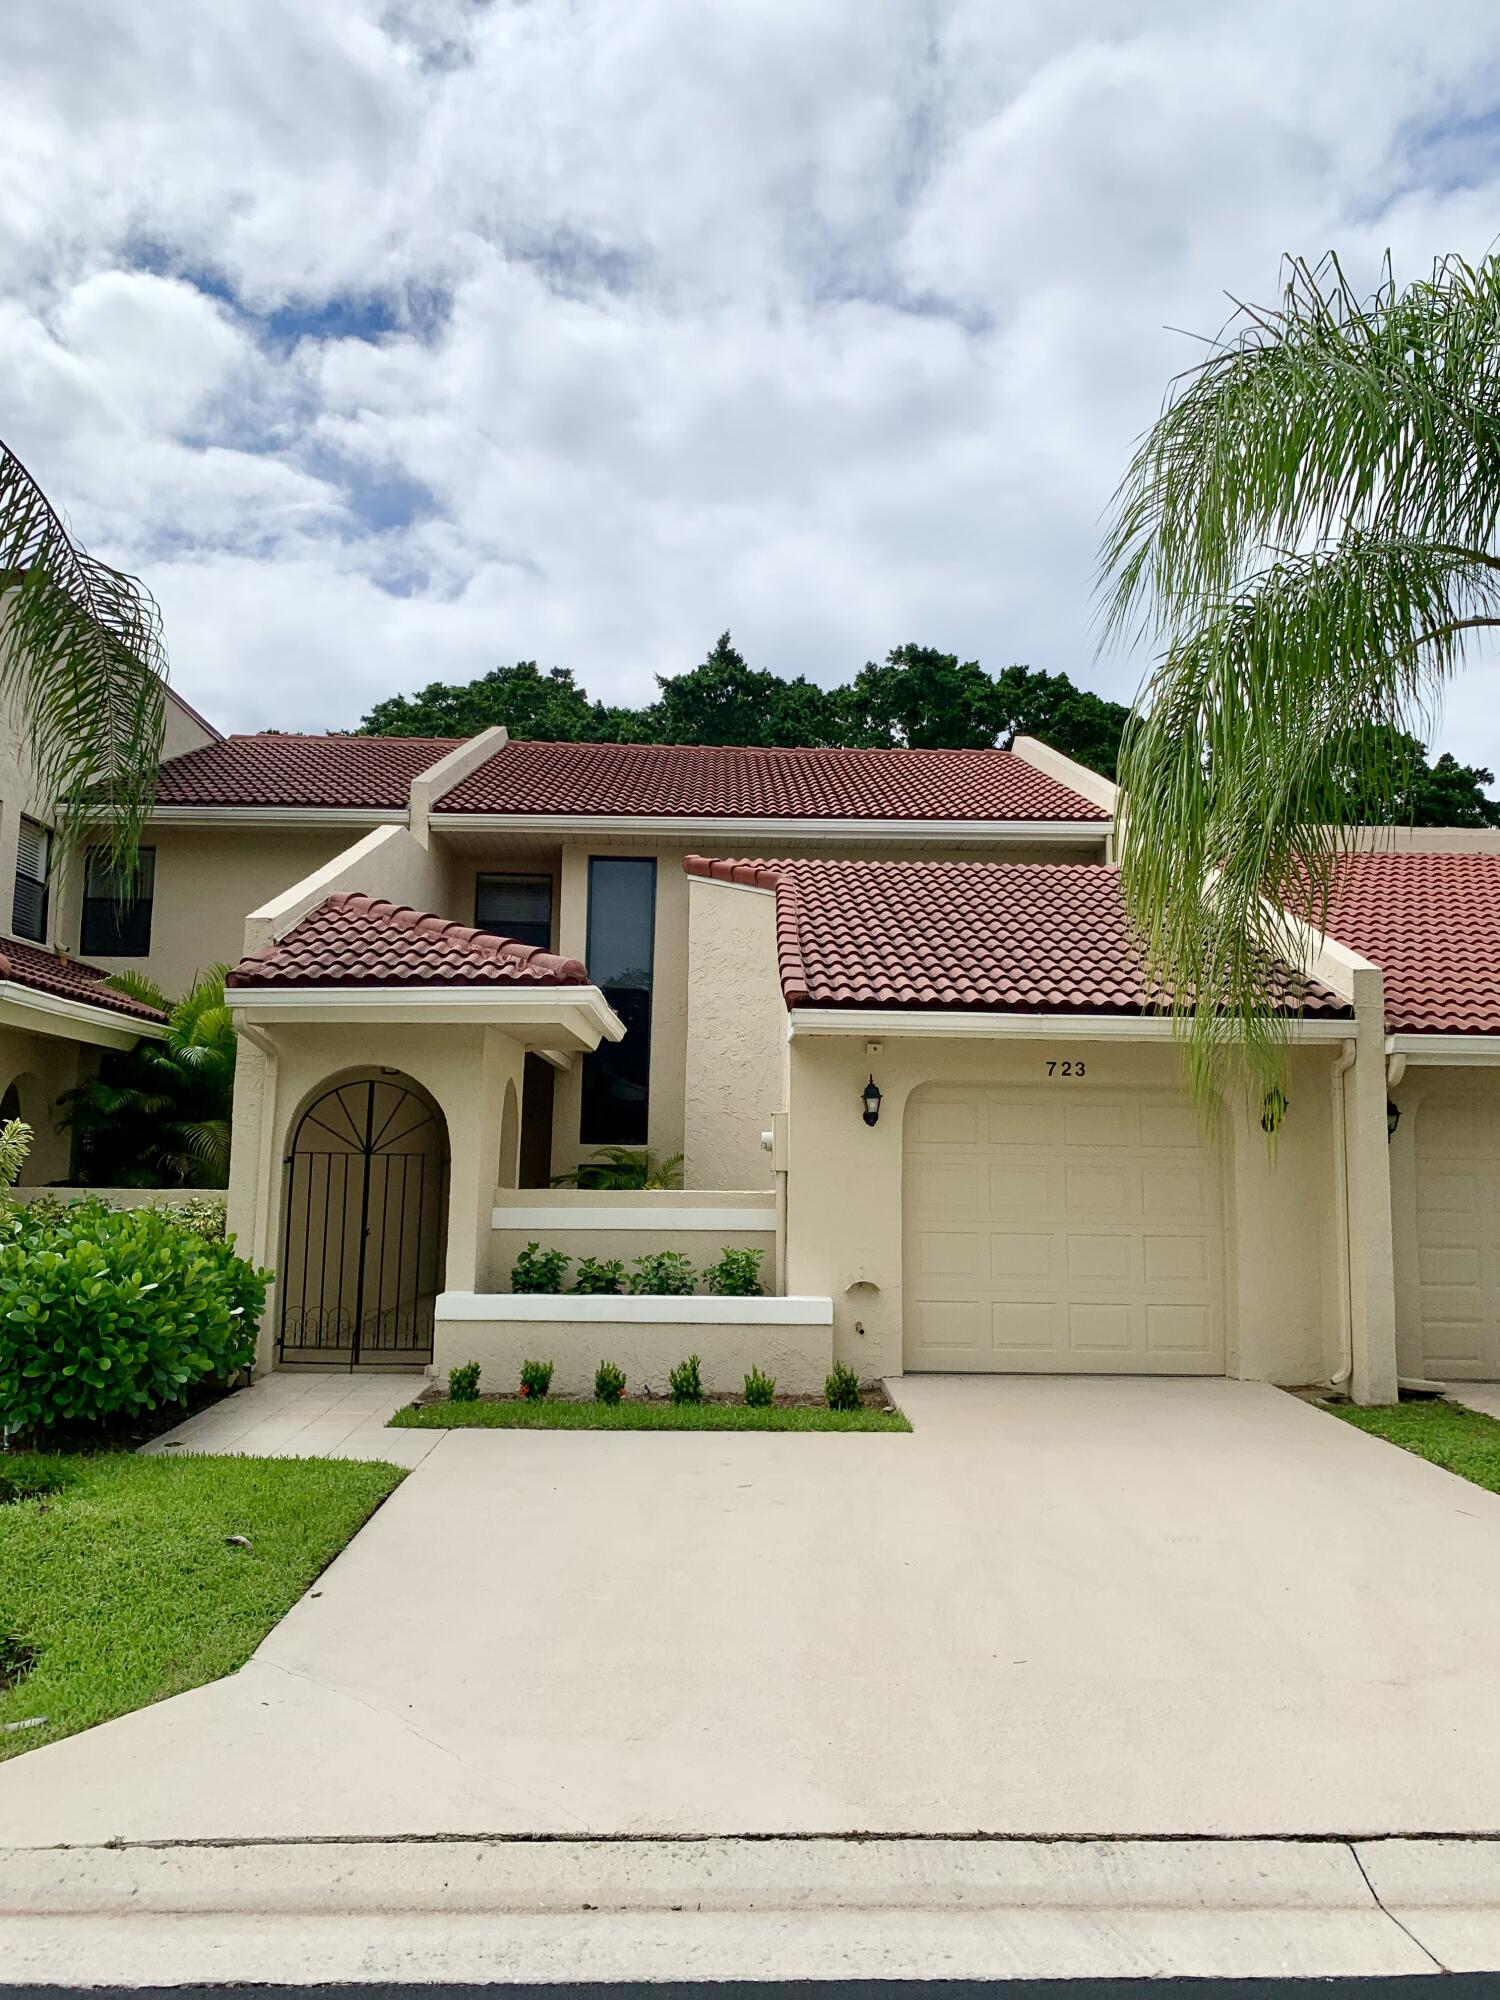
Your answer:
(391, 1389), (909, 1433)
(0, 1450), (405, 1758)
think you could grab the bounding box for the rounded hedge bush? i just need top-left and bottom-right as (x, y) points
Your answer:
(0, 1199), (266, 1438)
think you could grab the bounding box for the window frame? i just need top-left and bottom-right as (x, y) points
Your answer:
(11, 817), (51, 944)
(80, 844), (156, 958)
(472, 870), (555, 950)
(580, 855), (657, 1148)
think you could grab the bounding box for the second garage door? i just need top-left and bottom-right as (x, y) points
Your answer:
(903, 1082), (1226, 1374)
(1412, 1087), (1500, 1380)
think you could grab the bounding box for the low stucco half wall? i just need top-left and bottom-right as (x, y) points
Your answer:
(433, 1291), (834, 1396)
(488, 1188), (776, 1291)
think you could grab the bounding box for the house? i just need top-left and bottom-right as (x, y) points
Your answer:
(4, 688), (1499, 1407)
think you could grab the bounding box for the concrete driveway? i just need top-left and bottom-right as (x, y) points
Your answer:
(6, 1376), (1500, 1844)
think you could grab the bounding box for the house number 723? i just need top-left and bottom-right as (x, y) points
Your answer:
(1046, 1060), (1086, 1077)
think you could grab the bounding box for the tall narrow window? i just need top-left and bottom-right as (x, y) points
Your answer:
(474, 872), (553, 949)
(580, 857), (656, 1146)
(82, 846), (156, 957)
(11, 818), (50, 943)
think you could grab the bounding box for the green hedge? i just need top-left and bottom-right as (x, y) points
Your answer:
(0, 1200), (266, 1439)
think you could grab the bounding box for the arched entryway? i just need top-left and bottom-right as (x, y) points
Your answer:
(278, 1073), (449, 1369)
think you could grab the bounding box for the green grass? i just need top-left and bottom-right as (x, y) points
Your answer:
(1331, 1397), (1500, 1492)
(390, 1397), (910, 1433)
(0, 1451), (405, 1759)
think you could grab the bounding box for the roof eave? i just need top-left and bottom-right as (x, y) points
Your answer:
(432, 812), (1111, 840)
(225, 982), (624, 1051)
(0, 983), (164, 1050)
(786, 1007), (1353, 1041)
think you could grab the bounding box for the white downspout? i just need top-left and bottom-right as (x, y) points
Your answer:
(1329, 1039), (1357, 1391)
(1385, 1047), (1446, 1396)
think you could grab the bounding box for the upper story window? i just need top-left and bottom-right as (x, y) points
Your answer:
(11, 817), (51, 943)
(474, 872), (553, 950)
(580, 856), (656, 1147)
(81, 846), (156, 957)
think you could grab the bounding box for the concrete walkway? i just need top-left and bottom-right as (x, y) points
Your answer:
(141, 1367), (439, 1465)
(9, 1376), (1500, 1851)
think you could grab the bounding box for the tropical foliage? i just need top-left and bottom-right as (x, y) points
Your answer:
(551, 1145), (685, 1191)
(0, 437), (167, 865)
(1100, 252), (1500, 1104)
(60, 967), (235, 1188)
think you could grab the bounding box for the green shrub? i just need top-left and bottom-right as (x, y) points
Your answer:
(551, 1147), (684, 1190)
(511, 1242), (570, 1293)
(669, 1352), (703, 1404)
(519, 1357), (554, 1400)
(705, 1247), (764, 1296)
(594, 1360), (627, 1404)
(0, 1200), (266, 1439)
(160, 1196), (228, 1243)
(448, 1361), (482, 1403)
(743, 1366), (776, 1407)
(825, 1362), (861, 1411)
(572, 1255), (626, 1295)
(629, 1251), (696, 1296)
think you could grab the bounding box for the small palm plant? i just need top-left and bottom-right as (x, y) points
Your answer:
(551, 1146), (684, 1190)
(61, 966), (236, 1187)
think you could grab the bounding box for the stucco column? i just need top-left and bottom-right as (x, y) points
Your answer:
(441, 1027), (524, 1294)
(225, 1028), (280, 1370)
(1345, 969), (1399, 1405)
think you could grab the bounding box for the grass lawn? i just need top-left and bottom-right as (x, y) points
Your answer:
(391, 1396), (910, 1433)
(0, 1450), (405, 1759)
(1331, 1397), (1500, 1493)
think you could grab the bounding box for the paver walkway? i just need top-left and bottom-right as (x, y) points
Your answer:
(142, 1367), (438, 1465)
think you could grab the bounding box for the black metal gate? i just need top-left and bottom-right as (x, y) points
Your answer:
(278, 1076), (448, 1368)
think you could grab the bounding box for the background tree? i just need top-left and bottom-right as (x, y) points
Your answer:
(1101, 252), (1500, 1105)
(644, 632), (846, 746)
(0, 438), (167, 863)
(358, 661), (625, 741)
(841, 644), (1001, 748)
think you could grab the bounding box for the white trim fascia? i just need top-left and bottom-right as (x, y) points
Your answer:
(225, 983), (625, 1042)
(1389, 1033), (1500, 1066)
(1008, 736), (1119, 815)
(691, 875), (774, 898)
(492, 1204), (776, 1233)
(437, 1290), (832, 1326)
(432, 812), (1112, 843)
(409, 728), (507, 836)
(146, 807), (405, 829)
(787, 1007), (1355, 1042)
(0, 983), (163, 1049)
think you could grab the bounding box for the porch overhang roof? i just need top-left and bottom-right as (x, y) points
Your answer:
(0, 982), (164, 1051)
(225, 983), (624, 1053)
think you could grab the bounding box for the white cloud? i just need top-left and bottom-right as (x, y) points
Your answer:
(2, 0), (1499, 778)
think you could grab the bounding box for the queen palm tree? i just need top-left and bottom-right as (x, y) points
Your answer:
(1099, 252), (1500, 1109)
(0, 437), (167, 865)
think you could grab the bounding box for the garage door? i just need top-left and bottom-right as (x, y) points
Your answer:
(903, 1084), (1225, 1374)
(1414, 1091), (1500, 1380)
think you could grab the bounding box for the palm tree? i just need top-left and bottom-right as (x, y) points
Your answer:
(60, 967), (236, 1187)
(0, 437), (167, 866)
(1099, 252), (1500, 1109)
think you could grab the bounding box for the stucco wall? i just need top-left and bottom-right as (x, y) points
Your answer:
(784, 1032), (1347, 1386)
(684, 876), (786, 1189)
(0, 1024), (91, 1181)
(489, 1188), (776, 1292)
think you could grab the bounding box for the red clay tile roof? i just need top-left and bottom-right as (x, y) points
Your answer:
(686, 856), (1349, 1016)
(437, 739), (1110, 822)
(153, 735), (462, 810)
(0, 937), (165, 1023)
(227, 893), (588, 990)
(1320, 852), (1500, 1034)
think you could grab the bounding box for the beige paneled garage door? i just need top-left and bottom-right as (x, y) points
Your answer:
(1414, 1091), (1500, 1380)
(903, 1083), (1225, 1374)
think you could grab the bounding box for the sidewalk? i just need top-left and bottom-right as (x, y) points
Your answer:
(141, 1367), (439, 1464)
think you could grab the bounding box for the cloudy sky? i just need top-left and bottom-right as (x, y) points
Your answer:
(5, 1), (1500, 767)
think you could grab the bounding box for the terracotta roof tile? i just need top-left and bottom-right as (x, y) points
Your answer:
(1321, 852), (1500, 1034)
(686, 856), (1349, 1017)
(227, 893), (588, 990)
(154, 735), (461, 810)
(0, 937), (165, 1023)
(437, 739), (1109, 822)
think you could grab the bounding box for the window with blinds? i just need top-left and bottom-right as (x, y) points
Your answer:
(11, 818), (50, 943)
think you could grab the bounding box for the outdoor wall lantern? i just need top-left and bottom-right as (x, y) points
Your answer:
(1387, 1100), (1401, 1141)
(861, 1075), (883, 1127)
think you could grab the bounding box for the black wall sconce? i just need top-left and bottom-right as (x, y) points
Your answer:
(1387, 1100), (1401, 1141)
(861, 1075), (883, 1127)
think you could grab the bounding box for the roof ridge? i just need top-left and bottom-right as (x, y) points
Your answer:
(499, 737), (1025, 759)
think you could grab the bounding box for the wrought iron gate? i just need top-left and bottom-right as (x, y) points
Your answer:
(278, 1076), (448, 1368)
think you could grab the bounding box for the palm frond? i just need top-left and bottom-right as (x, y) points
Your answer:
(103, 968), (172, 1012)
(1118, 534), (1500, 1107)
(0, 437), (168, 864)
